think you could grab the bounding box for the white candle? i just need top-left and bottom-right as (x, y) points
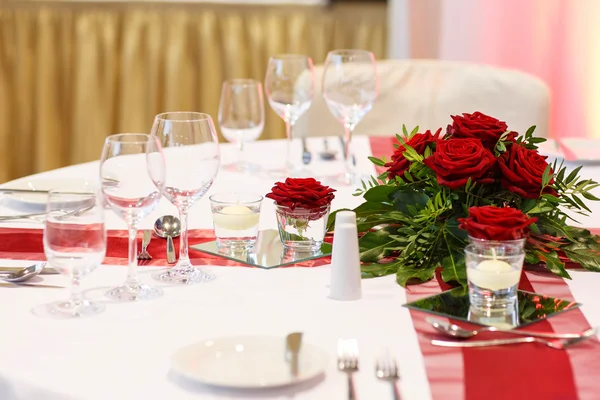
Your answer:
(468, 259), (520, 291)
(213, 205), (259, 231)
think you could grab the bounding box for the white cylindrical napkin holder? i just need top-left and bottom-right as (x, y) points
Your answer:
(329, 211), (362, 301)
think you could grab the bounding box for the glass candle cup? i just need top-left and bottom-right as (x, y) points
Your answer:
(465, 243), (525, 313)
(274, 204), (330, 252)
(210, 193), (263, 252)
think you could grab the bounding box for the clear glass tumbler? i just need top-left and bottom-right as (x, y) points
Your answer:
(465, 243), (525, 312)
(209, 193), (263, 252)
(274, 204), (330, 253)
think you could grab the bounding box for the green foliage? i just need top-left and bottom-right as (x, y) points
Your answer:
(338, 124), (600, 287)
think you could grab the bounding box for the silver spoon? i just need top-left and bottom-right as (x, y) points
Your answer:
(426, 317), (582, 340)
(153, 215), (181, 264)
(0, 263), (46, 283)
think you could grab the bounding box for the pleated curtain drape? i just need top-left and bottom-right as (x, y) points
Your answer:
(0, 2), (387, 181)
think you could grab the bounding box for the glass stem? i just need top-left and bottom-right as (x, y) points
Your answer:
(343, 123), (356, 178)
(285, 120), (294, 172)
(237, 139), (245, 166)
(127, 227), (139, 284)
(178, 209), (190, 267)
(70, 274), (82, 306)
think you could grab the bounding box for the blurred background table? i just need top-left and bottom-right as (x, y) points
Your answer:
(0, 0), (387, 181)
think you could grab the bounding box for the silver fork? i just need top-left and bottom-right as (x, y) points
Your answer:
(376, 356), (401, 400)
(432, 327), (598, 349)
(337, 339), (359, 400)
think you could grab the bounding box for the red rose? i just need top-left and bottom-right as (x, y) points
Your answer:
(423, 138), (496, 190)
(385, 129), (441, 180)
(266, 177), (336, 212)
(447, 112), (517, 150)
(498, 144), (557, 199)
(458, 205), (537, 240)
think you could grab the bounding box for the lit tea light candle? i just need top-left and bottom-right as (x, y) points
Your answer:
(468, 259), (520, 291)
(213, 205), (259, 231)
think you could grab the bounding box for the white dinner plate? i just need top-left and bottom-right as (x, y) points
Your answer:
(3, 179), (98, 209)
(170, 335), (328, 389)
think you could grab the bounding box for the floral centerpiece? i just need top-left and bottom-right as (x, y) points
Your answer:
(331, 112), (600, 286)
(267, 178), (336, 252)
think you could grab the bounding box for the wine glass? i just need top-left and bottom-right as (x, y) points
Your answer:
(218, 79), (265, 172)
(151, 112), (220, 284)
(322, 49), (378, 184)
(100, 134), (166, 301)
(36, 188), (106, 319)
(264, 54), (315, 176)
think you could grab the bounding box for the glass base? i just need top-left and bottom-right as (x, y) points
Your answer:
(105, 281), (163, 301)
(32, 299), (105, 319)
(152, 266), (215, 284)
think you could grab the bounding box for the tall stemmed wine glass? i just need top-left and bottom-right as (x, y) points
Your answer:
(36, 187), (106, 318)
(264, 54), (315, 176)
(218, 79), (265, 172)
(100, 134), (166, 301)
(322, 49), (378, 184)
(151, 112), (220, 284)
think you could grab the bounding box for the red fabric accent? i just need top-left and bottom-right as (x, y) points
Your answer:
(0, 228), (331, 268)
(368, 136), (397, 176)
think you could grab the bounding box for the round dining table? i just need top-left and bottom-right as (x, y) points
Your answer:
(0, 136), (599, 400)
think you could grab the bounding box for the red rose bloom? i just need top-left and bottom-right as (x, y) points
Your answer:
(458, 205), (537, 240)
(385, 129), (441, 180)
(498, 144), (558, 199)
(266, 177), (336, 211)
(447, 112), (517, 150)
(423, 138), (496, 190)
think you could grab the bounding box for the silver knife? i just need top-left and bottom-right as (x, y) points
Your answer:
(166, 235), (176, 264)
(286, 332), (303, 377)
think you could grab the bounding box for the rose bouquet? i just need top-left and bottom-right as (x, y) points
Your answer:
(331, 112), (600, 286)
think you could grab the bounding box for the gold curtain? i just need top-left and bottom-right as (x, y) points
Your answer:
(0, 2), (387, 181)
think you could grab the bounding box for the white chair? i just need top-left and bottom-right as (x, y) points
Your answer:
(295, 59), (550, 138)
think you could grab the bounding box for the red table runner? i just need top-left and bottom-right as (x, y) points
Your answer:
(0, 228), (330, 268)
(370, 136), (600, 400)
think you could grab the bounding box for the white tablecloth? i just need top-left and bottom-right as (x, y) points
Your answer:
(0, 136), (599, 400)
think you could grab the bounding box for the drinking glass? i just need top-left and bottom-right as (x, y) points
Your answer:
(322, 49), (378, 184)
(218, 79), (265, 172)
(151, 112), (220, 284)
(100, 134), (166, 301)
(38, 189), (106, 319)
(209, 193), (263, 252)
(465, 243), (525, 312)
(264, 54), (315, 176)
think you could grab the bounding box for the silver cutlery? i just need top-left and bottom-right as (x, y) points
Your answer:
(301, 138), (312, 165)
(0, 282), (64, 289)
(338, 339), (359, 400)
(375, 355), (401, 400)
(0, 265), (59, 275)
(0, 204), (93, 223)
(319, 138), (337, 161)
(138, 230), (153, 261)
(426, 317), (584, 340)
(0, 263), (46, 282)
(431, 327), (598, 349)
(154, 215), (181, 264)
(285, 332), (303, 377)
